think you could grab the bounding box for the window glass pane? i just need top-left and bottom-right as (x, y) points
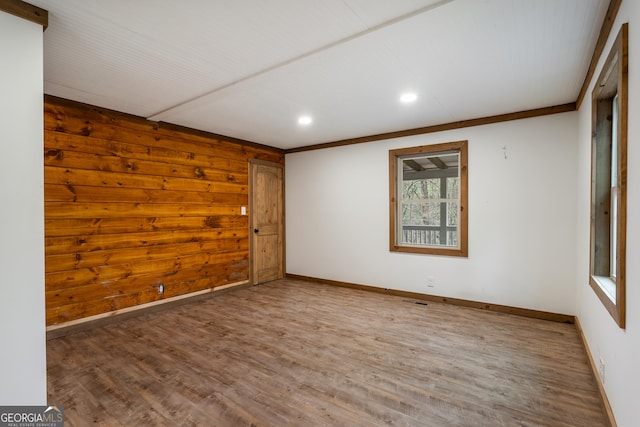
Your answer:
(446, 177), (459, 198)
(402, 178), (440, 199)
(447, 201), (458, 227)
(422, 201), (442, 226)
(401, 203), (410, 225)
(401, 201), (442, 227)
(446, 230), (458, 247)
(401, 228), (441, 245)
(611, 94), (618, 186)
(611, 188), (617, 279)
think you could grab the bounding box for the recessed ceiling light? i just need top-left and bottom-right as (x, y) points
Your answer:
(298, 115), (312, 125)
(400, 93), (418, 103)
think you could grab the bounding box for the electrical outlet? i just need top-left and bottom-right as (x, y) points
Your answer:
(158, 283), (165, 295)
(427, 276), (435, 288)
(598, 358), (605, 384)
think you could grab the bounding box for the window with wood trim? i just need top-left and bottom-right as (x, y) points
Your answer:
(389, 140), (468, 257)
(590, 23), (627, 328)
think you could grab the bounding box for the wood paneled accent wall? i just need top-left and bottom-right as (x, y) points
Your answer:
(44, 96), (284, 326)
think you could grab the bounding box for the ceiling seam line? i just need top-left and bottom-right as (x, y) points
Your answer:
(146, 0), (455, 121)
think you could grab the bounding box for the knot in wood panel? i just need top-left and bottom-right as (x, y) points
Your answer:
(204, 216), (222, 228)
(45, 148), (64, 160)
(193, 167), (206, 179)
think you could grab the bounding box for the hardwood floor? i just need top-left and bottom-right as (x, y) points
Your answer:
(47, 278), (608, 426)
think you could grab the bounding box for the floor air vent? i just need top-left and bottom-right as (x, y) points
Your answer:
(403, 300), (428, 306)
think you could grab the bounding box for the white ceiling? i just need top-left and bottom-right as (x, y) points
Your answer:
(32, 0), (609, 150)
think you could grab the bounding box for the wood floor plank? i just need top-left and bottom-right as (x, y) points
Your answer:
(47, 278), (608, 426)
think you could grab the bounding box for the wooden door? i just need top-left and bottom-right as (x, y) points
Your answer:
(250, 160), (284, 284)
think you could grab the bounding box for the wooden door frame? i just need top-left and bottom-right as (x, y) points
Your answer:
(249, 159), (285, 285)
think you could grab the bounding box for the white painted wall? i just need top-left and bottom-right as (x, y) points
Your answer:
(575, 3), (640, 426)
(0, 12), (46, 404)
(287, 112), (578, 315)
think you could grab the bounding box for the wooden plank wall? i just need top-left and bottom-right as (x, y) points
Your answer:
(43, 96), (284, 326)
